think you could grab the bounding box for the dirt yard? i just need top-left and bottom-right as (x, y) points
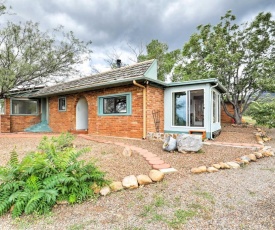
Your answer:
(0, 124), (274, 230)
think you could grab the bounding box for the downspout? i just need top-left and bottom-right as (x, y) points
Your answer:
(133, 80), (147, 139)
(209, 83), (219, 140)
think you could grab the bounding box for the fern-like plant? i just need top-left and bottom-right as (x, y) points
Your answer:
(0, 133), (109, 218)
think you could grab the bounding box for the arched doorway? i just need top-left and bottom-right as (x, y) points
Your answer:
(76, 98), (88, 130)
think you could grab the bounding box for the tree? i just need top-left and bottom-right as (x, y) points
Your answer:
(138, 39), (180, 81)
(0, 15), (92, 98)
(174, 11), (275, 124)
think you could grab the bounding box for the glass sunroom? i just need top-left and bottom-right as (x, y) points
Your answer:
(164, 79), (226, 139)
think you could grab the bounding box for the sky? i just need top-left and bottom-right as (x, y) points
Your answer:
(2, 0), (275, 75)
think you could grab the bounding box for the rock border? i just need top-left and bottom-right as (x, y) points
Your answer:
(97, 169), (165, 196)
(191, 130), (274, 174)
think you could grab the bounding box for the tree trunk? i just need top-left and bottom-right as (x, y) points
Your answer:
(234, 105), (242, 124)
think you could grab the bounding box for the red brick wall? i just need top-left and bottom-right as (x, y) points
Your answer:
(0, 115), (11, 133)
(48, 84), (146, 138)
(146, 85), (164, 133)
(10, 115), (41, 132)
(0, 98), (41, 133)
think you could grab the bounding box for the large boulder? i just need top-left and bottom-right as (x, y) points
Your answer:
(176, 134), (203, 152)
(163, 136), (177, 152)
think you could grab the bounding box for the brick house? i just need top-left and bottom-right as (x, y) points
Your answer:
(0, 59), (226, 139)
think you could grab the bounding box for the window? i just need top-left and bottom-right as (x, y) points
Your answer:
(173, 92), (187, 126)
(98, 93), (131, 115)
(103, 96), (126, 114)
(11, 99), (38, 115)
(212, 91), (220, 123)
(0, 99), (4, 114)
(58, 97), (66, 111)
(172, 89), (205, 127)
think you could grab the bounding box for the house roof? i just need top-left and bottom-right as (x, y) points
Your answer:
(32, 59), (157, 97)
(30, 59), (226, 98)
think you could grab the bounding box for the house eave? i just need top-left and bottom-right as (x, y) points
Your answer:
(32, 76), (166, 98)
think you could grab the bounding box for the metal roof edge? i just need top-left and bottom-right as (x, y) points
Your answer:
(165, 78), (226, 93)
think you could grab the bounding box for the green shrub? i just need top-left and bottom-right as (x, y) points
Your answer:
(249, 99), (275, 128)
(0, 133), (109, 218)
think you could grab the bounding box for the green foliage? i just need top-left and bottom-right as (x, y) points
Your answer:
(174, 10), (275, 124)
(138, 39), (180, 81)
(0, 18), (92, 98)
(249, 99), (275, 128)
(0, 133), (108, 218)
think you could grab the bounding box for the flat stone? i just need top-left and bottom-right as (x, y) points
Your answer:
(148, 159), (165, 165)
(142, 153), (157, 158)
(144, 154), (158, 159)
(152, 164), (171, 170)
(159, 168), (178, 174)
(226, 162), (240, 169)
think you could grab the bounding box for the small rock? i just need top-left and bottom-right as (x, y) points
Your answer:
(163, 136), (177, 152)
(262, 151), (274, 157)
(240, 155), (251, 162)
(91, 183), (101, 194)
(248, 154), (257, 162)
(109, 181), (124, 192)
(219, 162), (230, 169)
(122, 175), (138, 189)
(197, 166), (207, 172)
(56, 200), (69, 205)
(212, 163), (221, 169)
(122, 147), (132, 157)
(254, 152), (263, 159)
(191, 167), (201, 174)
(207, 167), (219, 173)
(100, 186), (111, 196)
(226, 162), (241, 169)
(149, 170), (165, 182)
(137, 175), (152, 185)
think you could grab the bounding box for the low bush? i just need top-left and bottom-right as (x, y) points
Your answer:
(0, 133), (109, 218)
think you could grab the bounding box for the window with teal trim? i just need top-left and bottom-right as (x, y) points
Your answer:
(98, 93), (131, 115)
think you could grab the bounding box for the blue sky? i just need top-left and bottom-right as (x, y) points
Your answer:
(2, 0), (275, 74)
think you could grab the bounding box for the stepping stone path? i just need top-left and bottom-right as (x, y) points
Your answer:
(78, 134), (173, 171)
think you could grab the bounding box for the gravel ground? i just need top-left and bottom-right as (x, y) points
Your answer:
(0, 125), (274, 230)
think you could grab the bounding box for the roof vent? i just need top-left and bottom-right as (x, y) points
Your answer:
(116, 59), (121, 68)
